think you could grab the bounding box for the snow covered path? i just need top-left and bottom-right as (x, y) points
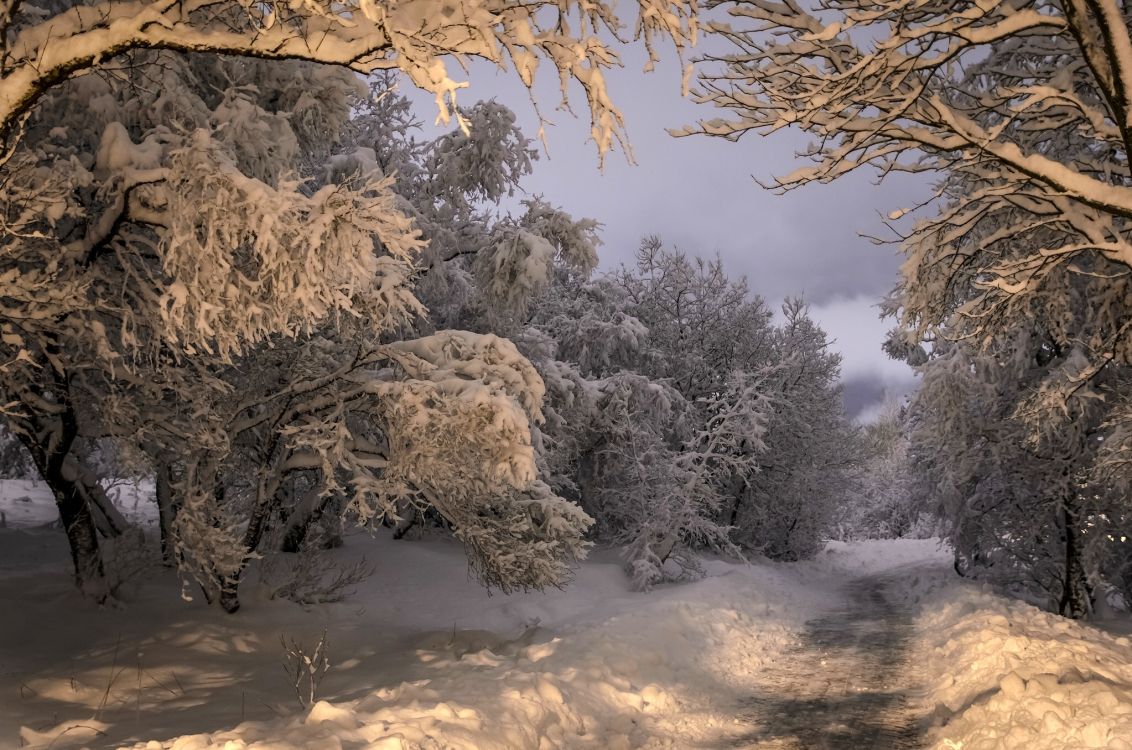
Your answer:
(729, 572), (924, 749)
(4, 491), (1132, 750)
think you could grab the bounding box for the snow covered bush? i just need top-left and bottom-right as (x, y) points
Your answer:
(513, 240), (854, 585)
(834, 402), (931, 542)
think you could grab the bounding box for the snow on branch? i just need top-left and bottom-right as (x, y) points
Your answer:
(685, 0), (1132, 212)
(260, 330), (590, 592)
(688, 0), (1132, 431)
(160, 129), (424, 358)
(0, 0), (699, 162)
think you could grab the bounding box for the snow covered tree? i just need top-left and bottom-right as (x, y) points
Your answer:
(577, 369), (769, 589)
(901, 326), (1132, 617)
(141, 87), (604, 611)
(909, 341), (1082, 616)
(727, 298), (853, 560)
(835, 402), (928, 541)
(0, 424), (34, 479)
(0, 53), (422, 599)
(686, 0), (1132, 440)
(606, 250), (851, 562)
(0, 0), (703, 602)
(0, 44), (612, 607)
(519, 241), (852, 583)
(0, 0), (698, 160)
(610, 236), (775, 400)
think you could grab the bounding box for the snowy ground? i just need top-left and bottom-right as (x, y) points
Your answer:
(2, 483), (1131, 749)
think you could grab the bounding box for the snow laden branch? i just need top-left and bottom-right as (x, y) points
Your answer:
(279, 333), (590, 591)
(0, 112), (425, 367)
(173, 331), (592, 609)
(0, 0), (698, 161)
(687, 0), (1132, 437)
(161, 129), (424, 358)
(684, 0), (1131, 211)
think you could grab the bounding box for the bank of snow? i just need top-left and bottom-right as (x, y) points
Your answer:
(907, 578), (1132, 750)
(2, 486), (837, 750)
(861, 549), (1132, 750)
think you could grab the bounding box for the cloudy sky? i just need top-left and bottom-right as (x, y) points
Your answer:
(406, 51), (926, 419)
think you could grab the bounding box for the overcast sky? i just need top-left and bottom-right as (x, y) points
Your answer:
(405, 51), (926, 419)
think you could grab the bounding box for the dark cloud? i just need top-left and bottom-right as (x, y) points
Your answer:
(840, 378), (888, 419)
(808, 295), (919, 421)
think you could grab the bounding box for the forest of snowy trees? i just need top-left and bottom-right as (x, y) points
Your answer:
(0, 56), (863, 607)
(687, 0), (1132, 616)
(3, 0), (1132, 625)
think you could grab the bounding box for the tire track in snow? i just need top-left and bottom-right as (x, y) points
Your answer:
(725, 573), (924, 749)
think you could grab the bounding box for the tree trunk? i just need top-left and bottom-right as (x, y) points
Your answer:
(390, 496), (419, 541)
(953, 551), (969, 578)
(280, 482), (317, 552)
(215, 460), (286, 613)
(155, 458), (177, 566)
(725, 476), (746, 528)
(653, 524), (682, 566)
(10, 392), (110, 603)
(71, 459), (128, 538)
(1059, 496), (1093, 619)
(283, 492), (339, 551)
(217, 573), (241, 614)
(48, 464), (111, 602)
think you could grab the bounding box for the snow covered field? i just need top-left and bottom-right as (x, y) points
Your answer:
(2, 486), (1131, 749)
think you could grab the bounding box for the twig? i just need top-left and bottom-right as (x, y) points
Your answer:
(144, 672), (178, 697)
(94, 635), (123, 719)
(170, 670), (186, 696)
(280, 629), (330, 708)
(135, 651), (142, 723)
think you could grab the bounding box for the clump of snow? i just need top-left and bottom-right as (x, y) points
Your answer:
(910, 581), (1132, 750)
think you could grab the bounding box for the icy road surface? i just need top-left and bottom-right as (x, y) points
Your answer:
(730, 573), (925, 749)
